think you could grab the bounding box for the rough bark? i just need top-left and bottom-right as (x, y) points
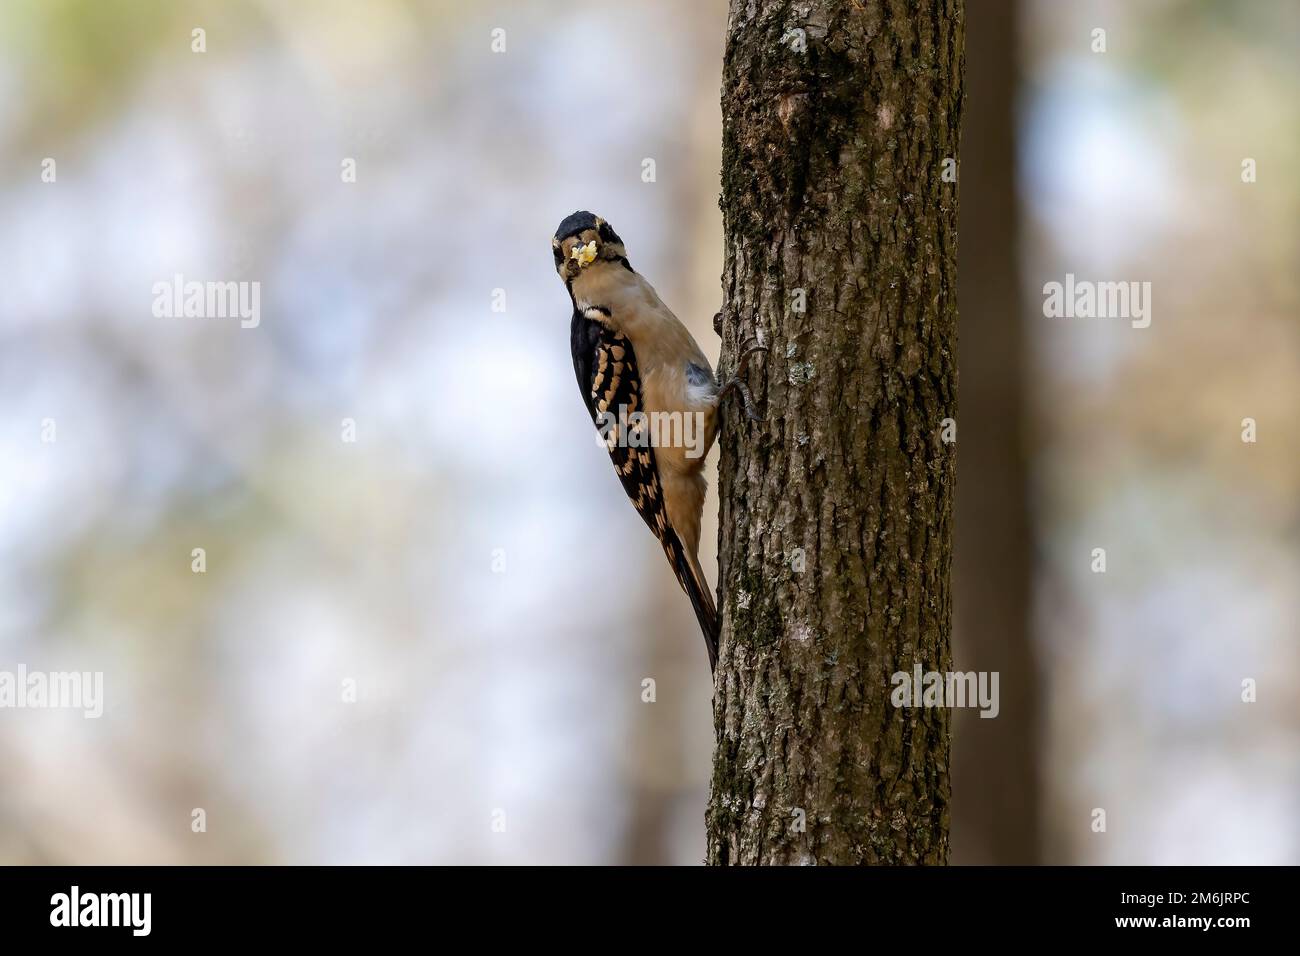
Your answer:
(708, 0), (963, 865)
(951, 0), (1040, 865)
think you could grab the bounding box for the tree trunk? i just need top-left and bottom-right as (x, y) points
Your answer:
(951, 0), (1040, 865)
(708, 0), (964, 865)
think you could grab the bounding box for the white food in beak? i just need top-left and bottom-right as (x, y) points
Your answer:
(570, 240), (599, 267)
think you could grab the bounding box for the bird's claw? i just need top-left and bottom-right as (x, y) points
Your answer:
(719, 377), (762, 422)
(718, 337), (769, 423)
(734, 339), (769, 376)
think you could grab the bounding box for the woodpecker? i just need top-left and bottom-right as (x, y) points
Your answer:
(552, 211), (765, 672)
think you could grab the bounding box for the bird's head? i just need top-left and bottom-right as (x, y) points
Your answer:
(552, 210), (629, 282)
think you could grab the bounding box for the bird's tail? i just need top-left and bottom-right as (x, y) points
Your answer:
(669, 539), (719, 672)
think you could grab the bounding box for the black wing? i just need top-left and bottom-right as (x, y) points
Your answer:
(570, 311), (719, 669)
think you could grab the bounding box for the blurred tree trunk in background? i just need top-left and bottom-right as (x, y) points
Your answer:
(951, 0), (1040, 865)
(708, 0), (963, 865)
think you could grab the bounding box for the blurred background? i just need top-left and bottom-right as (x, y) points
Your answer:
(0, 0), (1295, 864)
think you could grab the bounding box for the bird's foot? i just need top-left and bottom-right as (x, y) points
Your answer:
(717, 338), (769, 423)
